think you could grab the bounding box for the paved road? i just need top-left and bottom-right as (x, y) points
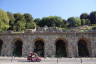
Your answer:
(0, 57), (96, 64)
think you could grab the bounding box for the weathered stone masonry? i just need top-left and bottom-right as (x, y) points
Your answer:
(0, 32), (96, 57)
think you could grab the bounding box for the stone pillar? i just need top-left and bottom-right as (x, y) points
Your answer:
(1, 37), (12, 56)
(72, 40), (78, 57)
(90, 38), (96, 57)
(94, 41), (96, 57)
(22, 36), (34, 57)
(22, 40), (29, 57)
(6, 40), (13, 56)
(67, 38), (78, 57)
(44, 38), (56, 57)
(1, 40), (7, 56)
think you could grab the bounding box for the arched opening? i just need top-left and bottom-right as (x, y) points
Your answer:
(78, 39), (89, 57)
(13, 40), (23, 57)
(34, 39), (44, 57)
(0, 39), (3, 55)
(55, 39), (67, 57)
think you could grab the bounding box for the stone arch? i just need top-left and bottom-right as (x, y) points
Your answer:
(0, 39), (3, 55)
(12, 38), (23, 57)
(34, 38), (44, 57)
(78, 38), (91, 57)
(55, 38), (68, 57)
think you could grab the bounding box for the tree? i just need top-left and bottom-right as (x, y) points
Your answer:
(39, 16), (64, 27)
(23, 13), (36, 29)
(25, 22), (36, 29)
(48, 16), (63, 27)
(80, 13), (89, 19)
(12, 13), (25, 31)
(13, 20), (26, 31)
(80, 19), (90, 25)
(14, 13), (24, 22)
(24, 13), (33, 22)
(80, 13), (90, 25)
(34, 18), (41, 26)
(0, 19), (9, 32)
(67, 17), (81, 27)
(61, 19), (68, 28)
(13, 13), (26, 31)
(7, 12), (15, 30)
(89, 11), (96, 24)
(0, 9), (9, 24)
(39, 17), (51, 27)
(0, 9), (9, 32)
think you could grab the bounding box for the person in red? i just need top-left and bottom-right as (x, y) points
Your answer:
(27, 52), (33, 61)
(27, 52), (41, 62)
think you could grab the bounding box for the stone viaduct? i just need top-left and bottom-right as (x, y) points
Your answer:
(0, 27), (96, 57)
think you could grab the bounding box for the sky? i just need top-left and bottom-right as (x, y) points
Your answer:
(0, 0), (96, 19)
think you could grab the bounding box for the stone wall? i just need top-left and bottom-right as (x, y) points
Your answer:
(0, 32), (96, 57)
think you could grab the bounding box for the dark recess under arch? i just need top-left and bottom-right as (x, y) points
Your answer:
(13, 40), (23, 57)
(0, 39), (3, 55)
(55, 40), (67, 57)
(78, 39), (89, 57)
(34, 40), (44, 57)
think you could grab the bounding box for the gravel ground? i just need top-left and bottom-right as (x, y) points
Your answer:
(0, 57), (96, 64)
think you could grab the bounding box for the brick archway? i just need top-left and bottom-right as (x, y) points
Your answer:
(78, 38), (91, 57)
(0, 39), (3, 55)
(34, 38), (44, 57)
(12, 38), (23, 57)
(55, 38), (68, 57)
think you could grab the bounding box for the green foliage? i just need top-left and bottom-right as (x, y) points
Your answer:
(0, 9), (9, 24)
(14, 13), (24, 21)
(0, 9), (96, 32)
(61, 19), (68, 28)
(7, 12), (15, 22)
(89, 11), (96, 24)
(24, 13), (33, 22)
(26, 22), (36, 29)
(39, 16), (65, 28)
(34, 18), (41, 26)
(0, 9), (9, 32)
(0, 19), (9, 32)
(80, 13), (89, 19)
(80, 13), (91, 25)
(24, 13), (35, 29)
(7, 12), (15, 30)
(13, 13), (26, 31)
(13, 20), (26, 31)
(67, 17), (81, 27)
(81, 19), (90, 25)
